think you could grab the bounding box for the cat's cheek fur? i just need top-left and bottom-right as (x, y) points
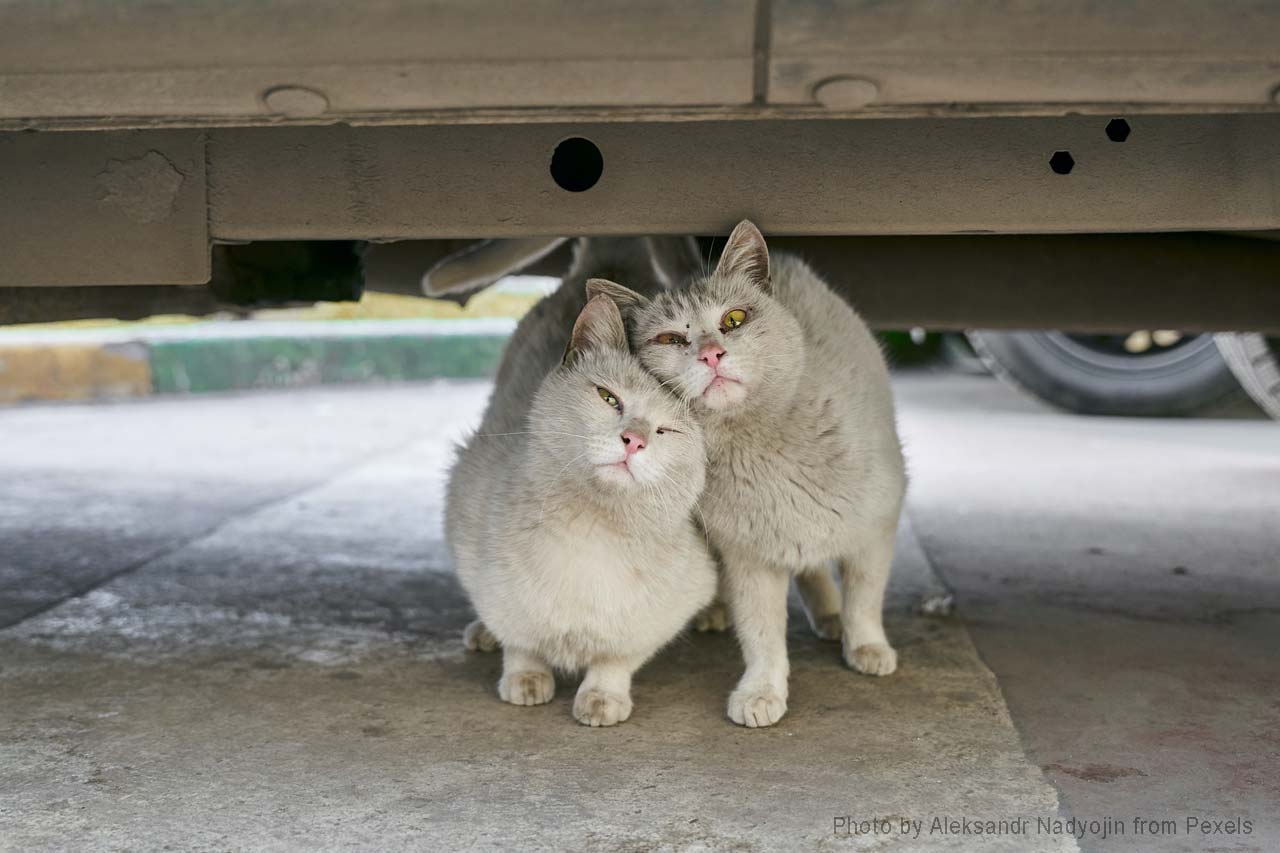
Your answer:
(633, 287), (805, 419)
(638, 346), (713, 408)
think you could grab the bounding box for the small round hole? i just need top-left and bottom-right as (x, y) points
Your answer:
(1105, 118), (1131, 142)
(550, 137), (603, 192)
(1049, 151), (1075, 175)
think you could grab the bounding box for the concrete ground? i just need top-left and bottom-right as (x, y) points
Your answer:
(1, 373), (1276, 851)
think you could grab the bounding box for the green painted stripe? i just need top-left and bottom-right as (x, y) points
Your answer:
(149, 334), (510, 394)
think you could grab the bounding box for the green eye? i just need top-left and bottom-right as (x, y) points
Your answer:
(597, 387), (621, 410)
(722, 308), (747, 330)
(654, 332), (689, 346)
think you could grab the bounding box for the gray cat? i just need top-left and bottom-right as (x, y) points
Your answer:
(446, 240), (717, 727)
(589, 221), (907, 727)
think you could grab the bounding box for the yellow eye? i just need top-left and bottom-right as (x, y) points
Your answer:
(721, 308), (747, 330)
(597, 387), (621, 410)
(654, 332), (688, 346)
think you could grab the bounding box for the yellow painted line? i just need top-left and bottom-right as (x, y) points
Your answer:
(0, 343), (151, 404)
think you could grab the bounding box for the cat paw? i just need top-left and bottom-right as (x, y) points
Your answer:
(463, 620), (499, 652)
(572, 689), (633, 727)
(693, 601), (729, 633)
(727, 685), (787, 728)
(845, 642), (898, 676)
(498, 671), (555, 706)
(812, 614), (843, 642)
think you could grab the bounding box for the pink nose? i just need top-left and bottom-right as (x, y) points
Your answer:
(698, 343), (726, 368)
(621, 430), (647, 455)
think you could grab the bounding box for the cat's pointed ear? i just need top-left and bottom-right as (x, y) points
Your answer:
(714, 219), (771, 293)
(563, 295), (629, 366)
(585, 278), (649, 314)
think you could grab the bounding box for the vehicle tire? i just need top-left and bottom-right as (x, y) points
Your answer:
(1215, 333), (1280, 420)
(967, 330), (1249, 417)
(939, 332), (990, 375)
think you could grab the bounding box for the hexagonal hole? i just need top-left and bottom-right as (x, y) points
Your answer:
(1049, 151), (1075, 175)
(1106, 118), (1131, 142)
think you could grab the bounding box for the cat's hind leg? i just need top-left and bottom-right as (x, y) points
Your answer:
(498, 647), (555, 706)
(795, 565), (842, 641)
(573, 657), (642, 727)
(463, 619), (499, 652)
(694, 553), (730, 633)
(838, 519), (898, 676)
(693, 600), (729, 633)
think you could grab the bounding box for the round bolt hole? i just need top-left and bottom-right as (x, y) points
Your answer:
(262, 85), (329, 118)
(1105, 118), (1131, 142)
(811, 75), (880, 110)
(1049, 151), (1075, 175)
(550, 137), (603, 192)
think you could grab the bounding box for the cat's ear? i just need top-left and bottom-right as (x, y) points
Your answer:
(585, 278), (649, 314)
(563, 295), (629, 366)
(714, 219), (771, 293)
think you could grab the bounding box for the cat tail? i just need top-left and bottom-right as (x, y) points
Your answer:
(423, 237), (568, 301)
(647, 236), (704, 289)
(568, 236), (703, 294)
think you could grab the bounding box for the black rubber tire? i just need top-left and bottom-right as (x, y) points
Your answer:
(1215, 333), (1280, 421)
(967, 330), (1249, 417)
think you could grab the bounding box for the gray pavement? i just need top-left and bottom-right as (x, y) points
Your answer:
(895, 376), (1280, 852)
(1, 374), (1276, 851)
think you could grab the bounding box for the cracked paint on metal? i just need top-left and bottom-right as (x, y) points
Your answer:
(95, 150), (185, 224)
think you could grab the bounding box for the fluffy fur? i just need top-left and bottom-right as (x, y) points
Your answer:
(590, 222), (907, 727)
(446, 239), (716, 727)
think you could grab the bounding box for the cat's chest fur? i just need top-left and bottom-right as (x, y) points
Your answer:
(492, 509), (712, 668)
(701, 390), (857, 569)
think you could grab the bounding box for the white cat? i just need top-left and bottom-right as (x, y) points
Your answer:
(446, 241), (717, 727)
(589, 221), (907, 728)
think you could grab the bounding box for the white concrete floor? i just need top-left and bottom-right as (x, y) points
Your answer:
(1, 373), (1276, 851)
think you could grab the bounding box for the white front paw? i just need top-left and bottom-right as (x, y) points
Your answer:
(498, 671), (555, 706)
(573, 689), (633, 727)
(727, 683), (787, 728)
(844, 641), (898, 676)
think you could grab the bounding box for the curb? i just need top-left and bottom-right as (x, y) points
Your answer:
(0, 319), (515, 404)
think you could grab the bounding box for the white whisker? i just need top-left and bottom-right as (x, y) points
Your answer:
(475, 430), (592, 440)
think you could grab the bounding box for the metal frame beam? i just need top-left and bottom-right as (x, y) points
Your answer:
(206, 114), (1280, 240)
(771, 234), (1280, 334)
(4, 114), (1280, 331)
(16, 233), (1274, 332)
